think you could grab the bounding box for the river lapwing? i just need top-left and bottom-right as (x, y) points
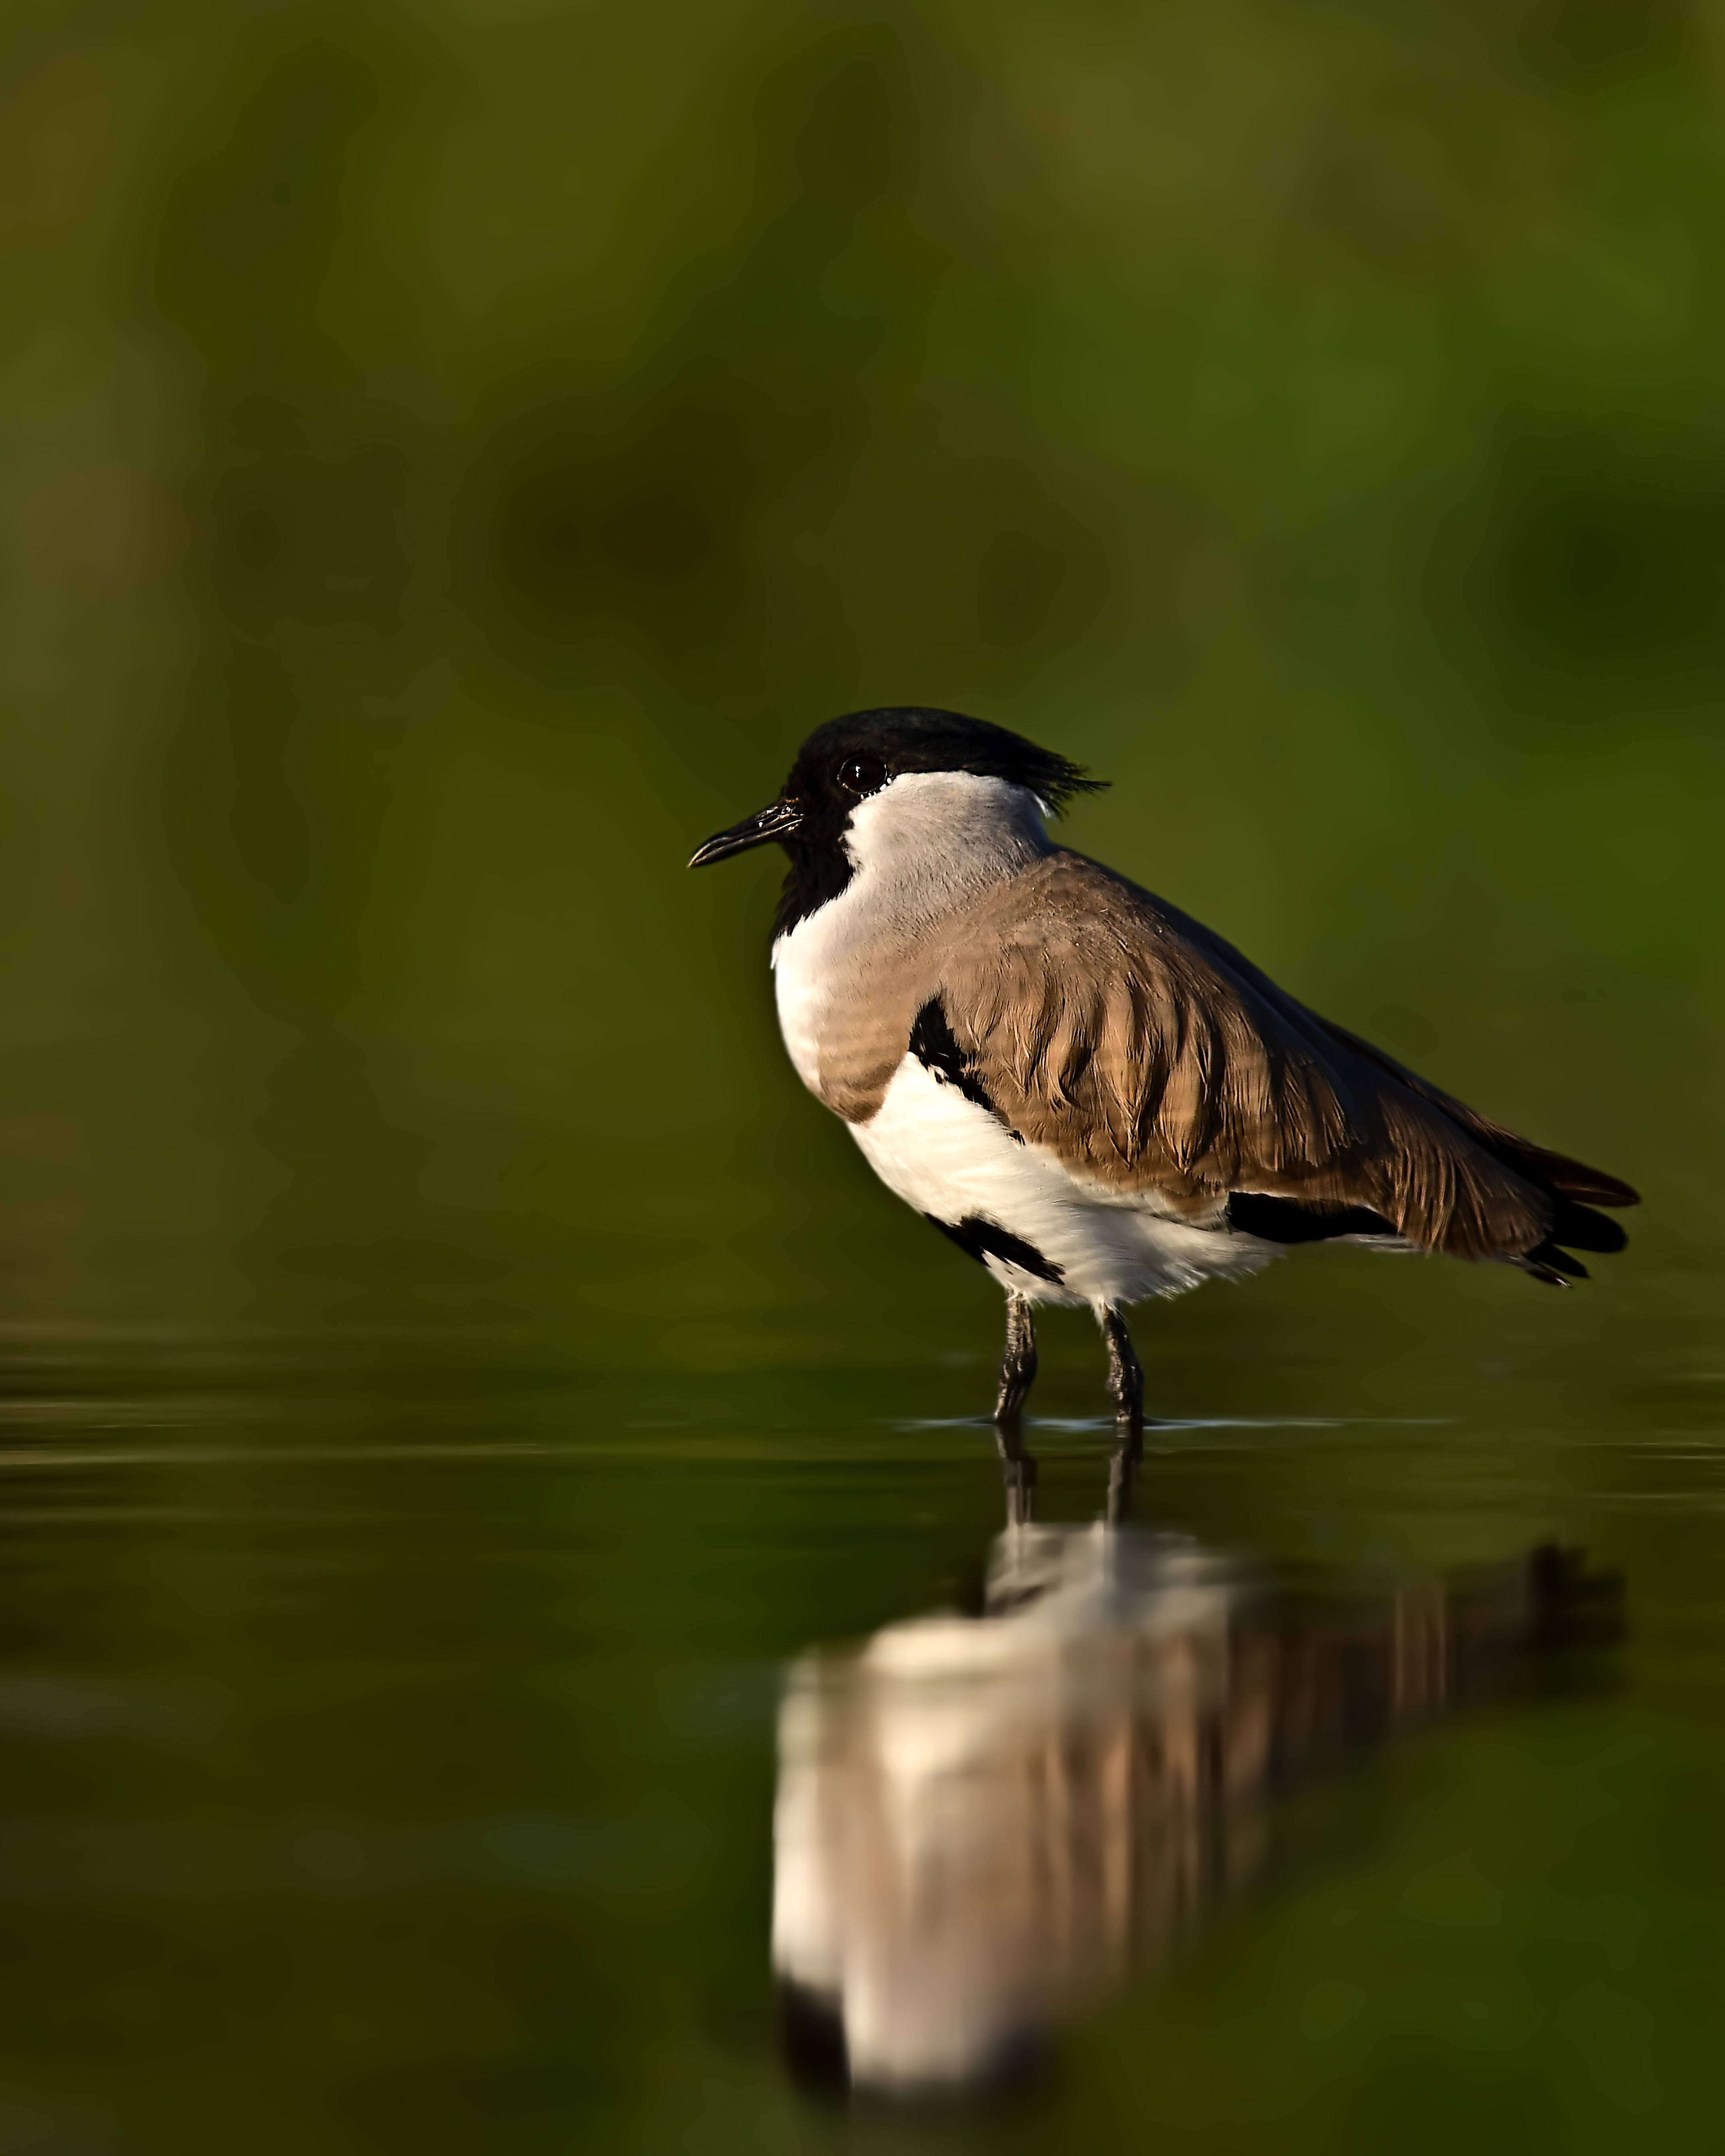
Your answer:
(690, 709), (1636, 1431)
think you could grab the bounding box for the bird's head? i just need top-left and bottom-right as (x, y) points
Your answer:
(688, 707), (1105, 932)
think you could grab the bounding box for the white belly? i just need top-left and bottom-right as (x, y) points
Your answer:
(852, 1056), (1276, 1310)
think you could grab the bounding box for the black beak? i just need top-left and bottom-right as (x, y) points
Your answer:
(687, 798), (804, 868)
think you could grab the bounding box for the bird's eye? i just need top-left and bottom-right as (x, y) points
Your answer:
(837, 754), (888, 797)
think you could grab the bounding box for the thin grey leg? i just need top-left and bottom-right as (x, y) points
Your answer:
(994, 1291), (1039, 1425)
(994, 1292), (1040, 1527)
(1101, 1305), (1145, 1524)
(1101, 1304), (1144, 1432)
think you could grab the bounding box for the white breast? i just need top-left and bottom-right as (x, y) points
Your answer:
(772, 893), (845, 1094)
(854, 1055), (1276, 1310)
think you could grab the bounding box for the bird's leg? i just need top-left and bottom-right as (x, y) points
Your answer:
(994, 1291), (1039, 1425)
(1101, 1303), (1144, 1433)
(994, 1293), (1040, 1527)
(994, 1291), (1039, 1424)
(1101, 1305), (1145, 1525)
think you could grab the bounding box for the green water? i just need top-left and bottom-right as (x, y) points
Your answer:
(2, 1256), (1723, 2153)
(2, 2), (1723, 2149)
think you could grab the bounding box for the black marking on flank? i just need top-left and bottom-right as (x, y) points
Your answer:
(925, 1213), (1065, 1285)
(1226, 1193), (1399, 1244)
(909, 996), (1023, 1138)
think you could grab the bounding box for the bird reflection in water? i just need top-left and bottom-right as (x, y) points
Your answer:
(772, 1431), (1619, 2097)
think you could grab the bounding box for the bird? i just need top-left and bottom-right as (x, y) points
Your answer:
(689, 707), (1637, 1434)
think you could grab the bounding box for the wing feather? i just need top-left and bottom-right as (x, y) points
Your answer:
(930, 853), (1635, 1263)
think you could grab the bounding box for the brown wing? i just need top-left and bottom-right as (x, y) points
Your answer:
(933, 852), (1636, 1266)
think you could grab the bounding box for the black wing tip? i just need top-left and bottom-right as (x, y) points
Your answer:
(1548, 1198), (1629, 1254)
(1525, 1242), (1588, 1284)
(1509, 1158), (1638, 1287)
(1520, 1196), (1632, 1286)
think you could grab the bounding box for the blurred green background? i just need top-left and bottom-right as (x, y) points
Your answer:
(1, 4), (1723, 2152)
(2, 0), (1720, 1346)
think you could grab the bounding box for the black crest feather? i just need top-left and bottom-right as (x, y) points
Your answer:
(788, 708), (1106, 815)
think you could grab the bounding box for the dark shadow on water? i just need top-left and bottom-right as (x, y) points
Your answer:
(772, 1431), (1622, 2102)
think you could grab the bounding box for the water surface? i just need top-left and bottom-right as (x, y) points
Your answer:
(1, 1221), (1721, 2154)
